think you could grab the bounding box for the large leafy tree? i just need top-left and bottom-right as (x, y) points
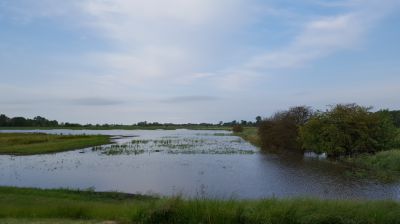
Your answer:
(300, 104), (397, 157)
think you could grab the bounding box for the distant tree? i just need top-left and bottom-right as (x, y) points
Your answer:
(33, 116), (48, 126)
(0, 114), (10, 126)
(9, 117), (28, 126)
(255, 116), (262, 125)
(137, 121), (147, 126)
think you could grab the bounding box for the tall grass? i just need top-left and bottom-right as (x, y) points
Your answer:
(1, 186), (399, 224)
(356, 149), (400, 172)
(234, 127), (260, 146)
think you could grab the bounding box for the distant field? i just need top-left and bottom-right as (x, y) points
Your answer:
(0, 186), (399, 224)
(0, 133), (110, 155)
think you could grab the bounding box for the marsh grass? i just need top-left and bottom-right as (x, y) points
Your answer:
(92, 137), (255, 155)
(0, 133), (110, 155)
(1, 186), (400, 224)
(345, 149), (400, 181)
(234, 127), (260, 146)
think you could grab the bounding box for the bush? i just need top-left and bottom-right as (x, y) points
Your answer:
(258, 106), (312, 152)
(300, 104), (397, 158)
(232, 125), (243, 133)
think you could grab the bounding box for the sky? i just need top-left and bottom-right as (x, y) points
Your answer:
(0, 0), (400, 124)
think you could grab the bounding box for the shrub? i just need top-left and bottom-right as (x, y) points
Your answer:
(232, 125), (244, 133)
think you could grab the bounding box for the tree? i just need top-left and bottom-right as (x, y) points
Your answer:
(0, 114), (10, 126)
(258, 106), (313, 152)
(9, 117), (28, 126)
(255, 116), (262, 125)
(300, 104), (398, 157)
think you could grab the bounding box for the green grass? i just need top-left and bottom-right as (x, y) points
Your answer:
(0, 218), (110, 224)
(345, 149), (400, 181)
(1, 186), (400, 224)
(0, 133), (111, 155)
(234, 127), (260, 147)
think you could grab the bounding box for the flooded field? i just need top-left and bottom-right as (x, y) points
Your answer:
(0, 129), (399, 200)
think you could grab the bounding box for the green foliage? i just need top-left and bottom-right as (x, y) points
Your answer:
(300, 104), (398, 157)
(258, 106), (313, 152)
(1, 186), (400, 224)
(377, 110), (400, 128)
(232, 124), (244, 133)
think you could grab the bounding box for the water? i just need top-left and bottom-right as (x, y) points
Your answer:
(1, 129), (399, 200)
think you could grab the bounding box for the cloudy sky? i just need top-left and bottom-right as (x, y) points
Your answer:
(0, 0), (399, 124)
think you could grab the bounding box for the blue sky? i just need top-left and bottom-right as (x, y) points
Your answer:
(0, 0), (399, 124)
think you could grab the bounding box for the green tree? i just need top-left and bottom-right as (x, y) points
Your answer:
(300, 104), (397, 157)
(255, 116), (262, 125)
(0, 114), (10, 126)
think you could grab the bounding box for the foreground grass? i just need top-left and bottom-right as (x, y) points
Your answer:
(234, 127), (260, 147)
(1, 186), (400, 224)
(0, 133), (110, 155)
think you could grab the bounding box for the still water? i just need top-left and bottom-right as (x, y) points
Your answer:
(0, 129), (399, 200)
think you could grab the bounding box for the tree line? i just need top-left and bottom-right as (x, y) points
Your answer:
(0, 115), (59, 127)
(0, 114), (262, 128)
(257, 104), (400, 158)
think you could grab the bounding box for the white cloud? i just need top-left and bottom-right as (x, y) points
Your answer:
(237, 0), (398, 73)
(1, 0), (399, 123)
(70, 0), (258, 86)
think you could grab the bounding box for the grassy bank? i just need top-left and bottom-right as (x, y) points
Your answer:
(0, 186), (400, 224)
(345, 149), (400, 180)
(234, 127), (260, 147)
(0, 133), (111, 155)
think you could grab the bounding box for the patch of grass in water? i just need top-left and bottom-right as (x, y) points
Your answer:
(131, 139), (150, 144)
(213, 133), (233, 136)
(92, 136), (256, 155)
(92, 144), (146, 156)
